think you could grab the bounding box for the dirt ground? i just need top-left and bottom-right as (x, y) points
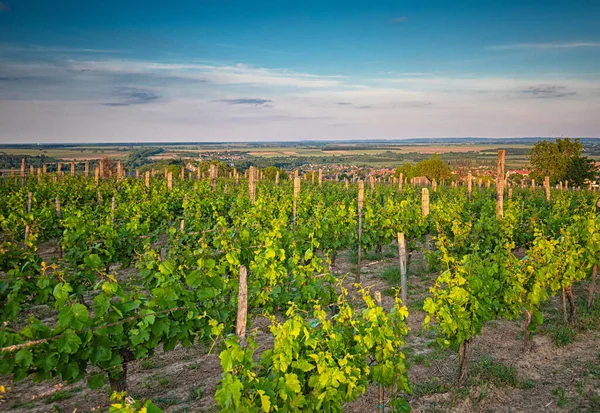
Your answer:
(2, 247), (599, 413)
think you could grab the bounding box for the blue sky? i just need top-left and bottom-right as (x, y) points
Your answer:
(1, 0), (600, 142)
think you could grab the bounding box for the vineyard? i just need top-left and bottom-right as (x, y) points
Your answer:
(1, 157), (600, 413)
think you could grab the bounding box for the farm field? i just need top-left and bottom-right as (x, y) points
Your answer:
(1, 165), (600, 413)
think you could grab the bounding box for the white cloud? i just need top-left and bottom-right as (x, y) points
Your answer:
(1, 55), (600, 142)
(67, 60), (343, 88)
(489, 42), (600, 50)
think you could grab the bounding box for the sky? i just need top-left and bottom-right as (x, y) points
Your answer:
(1, 0), (600, 143)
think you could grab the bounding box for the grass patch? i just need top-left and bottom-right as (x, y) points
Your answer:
(407, 297), (426, 312)
(380, 266), (401, 283)
(189, 385), (206, 401)
(553, 387), (567, 408)
(550, 326), (576, 347)
(470, 356), (533, 389)
(412, 378), (447, 397)
(45, 390), (72, 404)
(141, 359), (158, 369)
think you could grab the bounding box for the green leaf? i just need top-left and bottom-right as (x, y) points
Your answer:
(92, 346), (112, 363)
(186, 269), (202, 288)
(72, 303), (89, 323)
(15, 349), (33, 367)
(84, 253), (102, 269)
(88, 372), (106, 389)
(57, 330), (82, 354)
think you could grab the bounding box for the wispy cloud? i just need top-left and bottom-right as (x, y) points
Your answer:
(521, 85), (577, 98)
(68, 60), (343, 88)
(0, 43), (120, 53)
(489, 42), (600, 50)
(0, 2), (9, 11)
(104, 87), (160, 106)
(391, 16), (408, 23)
(216, 98), (273, 106)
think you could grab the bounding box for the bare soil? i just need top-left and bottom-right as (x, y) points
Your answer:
(2, 246), (599, 413)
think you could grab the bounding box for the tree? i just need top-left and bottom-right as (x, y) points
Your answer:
(261, 166), (288, 181)
(394, 163), (417, 181)
(415, 154), (453, 183)
(530, 138), (595, 185)
(566, 156), (598, 186)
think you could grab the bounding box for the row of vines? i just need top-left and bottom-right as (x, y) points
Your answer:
(0, 169), (598, 411)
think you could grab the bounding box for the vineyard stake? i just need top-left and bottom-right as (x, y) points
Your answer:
(398, 232), (407, 304)
(496, 150), (505, 218)
(111, 196), (115, 224)
(398, 173), (403, 194)
(55, 197), (61, 218)
(27, 192), (32, 214)
(357, 180), (364, 283)
(236, 266), (248, 348)
(293, 177), (300, 223)
(421, 188), (429, 217)
(467, 172), (472, 201)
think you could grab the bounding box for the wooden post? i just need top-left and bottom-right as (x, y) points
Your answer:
(432, 179), (437, 192)
(99, 159), (104, 178)
(318, 169), (323, 187)
(357, 180), (364, 283)
(111, 196), (115, 223)
(43, 164), (47, 175)
(167, 172), (173, 191)
(345, 178), (349, 191)
(135, 169), (140, 179)
(180, 219), (185, 232)
(20, 158), (25, 178)
(55, 197), (61, 218)
(565, 180), (569, 191)
(145, 171), (150, 189)
(531, 179), (536, 191)
(209, 164), (217, 191)
(248, 166), (256, 203)
(293, 177), (300, 222)
(236, 266), (248, 348)
(27, 192), (32, 213)
(70, 162), (75, 177)
(275, 171), (280, 186)
(545, 176), (551, 202)
(496, 150), (505, 219)
(399, 173), (403, 194)
(24, 224), (30, 243)
(398, 232), (407, 304)
(421, 188), (429, 217)
(37, 168), (41, 183)
(369, 175), (375, 192)
(508, 187), (513, 199)
(467, 172), (473, 201)
(84, 161), (89, 178)
(94, 167), (100, 183)
(29, 165), (34, 176)
(11, 168), (15, 177)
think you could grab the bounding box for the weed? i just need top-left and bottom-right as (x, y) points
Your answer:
(158, 377), (172, 387)
(550, 326), (576, 347)
(381, 266), (401, 283)
(412, 378), (447, 397)
(189, 385), (206, 401)
(45, 390), (72, 404)
(141, 359), (158, 369)
(553, 387), (567, 408)
(188, 361), (202, 370)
